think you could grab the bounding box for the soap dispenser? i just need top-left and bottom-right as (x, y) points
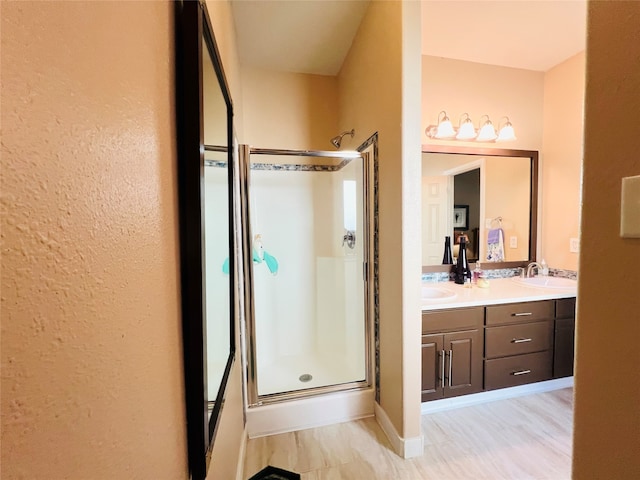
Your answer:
(540, 259), (549, 276)
(473, 262), (483, 284)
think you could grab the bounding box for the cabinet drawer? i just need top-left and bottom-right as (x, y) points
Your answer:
(485, 301), (554, 326)
(422, 307), (483, 334)
(556, 297), (576, 319)
(484, 351), (552, 390)
(485, 320), (553, 359)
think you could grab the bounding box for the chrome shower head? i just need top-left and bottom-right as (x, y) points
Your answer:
(330, 129), (355, 149)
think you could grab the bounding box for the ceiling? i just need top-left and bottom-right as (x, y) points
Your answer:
(422, 1), (587, 72)
(231, 0), (587, 75)
(230, 0), (370, 76)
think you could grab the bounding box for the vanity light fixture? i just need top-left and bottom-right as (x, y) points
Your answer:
(475, 114), (498, 142)
(496, 116), (517, 142)
(455, 113), (477, 140)
(433, 110), (456, 139)
(425, 111), (516, 143)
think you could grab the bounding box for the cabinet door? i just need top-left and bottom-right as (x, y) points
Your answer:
(421, 334), (444, 402)
(554, 317), (575, 378)
(444, 329), (482, 398)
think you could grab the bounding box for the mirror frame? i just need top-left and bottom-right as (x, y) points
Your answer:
(421, 144), (538, 272)
(175, 1), (235, 478)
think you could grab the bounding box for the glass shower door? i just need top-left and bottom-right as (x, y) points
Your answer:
(242, 147), (371, 404)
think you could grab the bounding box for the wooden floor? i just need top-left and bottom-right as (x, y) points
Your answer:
(243, 388), (573, 479)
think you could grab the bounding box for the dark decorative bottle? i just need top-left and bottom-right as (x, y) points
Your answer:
(454, 236), (472, 285)
(442, 236), (453, 264)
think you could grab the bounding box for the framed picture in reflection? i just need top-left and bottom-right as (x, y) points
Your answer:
(453, 205), (469, 230)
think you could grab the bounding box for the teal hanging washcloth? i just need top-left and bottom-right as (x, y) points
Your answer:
(222, 257), (230, 274)
(263, 251), (279, 275)
(221, 234), (278, 275)
(253, 234), (278, 275)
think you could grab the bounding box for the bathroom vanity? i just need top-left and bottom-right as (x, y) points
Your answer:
(421, 278), (576, 403)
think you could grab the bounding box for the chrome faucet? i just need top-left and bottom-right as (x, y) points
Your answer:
(526, 262), (542, 278)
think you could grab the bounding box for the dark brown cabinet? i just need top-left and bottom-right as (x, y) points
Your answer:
(421, 297), (576, 403)
(554, 298), (576, 378)
(484, 300), (554, 391)
(421, 307), (483, 402)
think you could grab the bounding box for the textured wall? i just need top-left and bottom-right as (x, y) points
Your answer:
(541, 52), (585, 271)
(338, 0), (423, 446)
(240, 66), (339, 150)
(572, 1), (640, 478)
(1, 2), (187, 478)
(421, 56), (544, 152)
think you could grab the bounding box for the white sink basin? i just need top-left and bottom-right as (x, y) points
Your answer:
(422, 286), (457, 300)
(511, 276), (577, 289)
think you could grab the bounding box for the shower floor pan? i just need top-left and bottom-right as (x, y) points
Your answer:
(257, 351), (365, 397)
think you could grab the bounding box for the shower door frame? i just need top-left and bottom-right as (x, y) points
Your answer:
(239, 144), (376, 407)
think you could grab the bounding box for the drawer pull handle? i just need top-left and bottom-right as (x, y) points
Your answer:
(512, 312), (533, 317)
(511, 338), (533, 344)
(439, 350), (445, 389)
(511, 369), (532, 376)
(448, 349), (453, 388)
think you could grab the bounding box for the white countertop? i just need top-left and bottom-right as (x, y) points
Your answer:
(421, 277), (577, 311)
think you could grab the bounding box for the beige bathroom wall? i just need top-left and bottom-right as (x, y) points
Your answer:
(205, 0), (247, 478)
(240, 66), (339, 150)
(484, 157), (531, 262)
(572, 2), (640, 478)
(338, 0), (423, 445)
(421, 56), (545, 152)
(1, 2), (188, 478)
(541, 52), (585, 271)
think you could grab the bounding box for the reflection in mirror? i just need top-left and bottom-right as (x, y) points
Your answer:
(422, 146), (537, 269)
(202, 31), (231, 418)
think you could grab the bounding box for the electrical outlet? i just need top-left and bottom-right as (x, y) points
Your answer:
(509, 236), (518, 248)
(569, 237), (580, 253)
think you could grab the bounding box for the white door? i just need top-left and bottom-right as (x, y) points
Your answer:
(422, 175), (453, 265)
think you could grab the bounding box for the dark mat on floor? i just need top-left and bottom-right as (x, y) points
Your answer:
(248, 465), (301, 480)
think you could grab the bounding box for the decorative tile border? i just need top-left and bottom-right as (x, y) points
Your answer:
(479, 268), (523, 279)
(205, 159), (353, 171)
(357, 133), (380, 404)
(205, 159), (227, 168)
(549, 268), (578, 280)
(421, 272), (451, 283)
(422, 267), (578, 283)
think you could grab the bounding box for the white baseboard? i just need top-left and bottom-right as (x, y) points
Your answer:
(421, 377), (574, 415)
(235, 426), (248, 480)
(246, 388), (374, 438)
(374, 402), (424, 459)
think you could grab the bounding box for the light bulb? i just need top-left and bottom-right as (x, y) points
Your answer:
(456, 120), (477, 140)
(476, 119), (497, 142)
(497, 123), (516, 142)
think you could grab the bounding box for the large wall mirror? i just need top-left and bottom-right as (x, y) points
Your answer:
(422, 145), (538, 271)
(176, 1), (235, 479)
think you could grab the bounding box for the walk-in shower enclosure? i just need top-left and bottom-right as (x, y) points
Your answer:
(240, 145), (375, 405)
